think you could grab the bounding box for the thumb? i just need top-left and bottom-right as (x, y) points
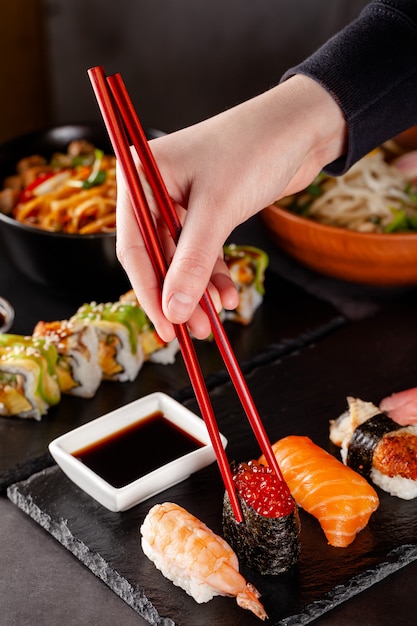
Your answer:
(162, 206), (230, 326)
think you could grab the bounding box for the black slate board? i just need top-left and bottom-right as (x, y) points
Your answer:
(8, 296), (417, 625)
(0, 268), (343, 492)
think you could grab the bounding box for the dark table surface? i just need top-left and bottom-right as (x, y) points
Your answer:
(2, 214), (417, 625)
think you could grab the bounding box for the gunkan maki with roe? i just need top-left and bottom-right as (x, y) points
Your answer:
(222, 460), (300, 575)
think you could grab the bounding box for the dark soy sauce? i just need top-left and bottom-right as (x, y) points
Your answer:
(73, 410), (204, 488)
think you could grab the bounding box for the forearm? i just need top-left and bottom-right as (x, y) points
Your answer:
(282, 0), (417, 174)
(141, 75), (347, 338)
(152, 74), (347, 217)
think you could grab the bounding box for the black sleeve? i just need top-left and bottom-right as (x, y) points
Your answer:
(281, 0), (417, 175)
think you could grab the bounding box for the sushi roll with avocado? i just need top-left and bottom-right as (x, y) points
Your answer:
(0, 334), (61, 420)
(330, 396), (417, 500)
(223, 245), (269, 326)
(33, 318), (102, 398)
(222, 460), (300, 575)
(119, 290), (180, 364)
(71, 300), (146, 382)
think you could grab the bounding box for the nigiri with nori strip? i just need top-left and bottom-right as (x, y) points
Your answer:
(330, 396), (417, 500)
(260, 435), (379, 547)
(223, 460), (300, 574)
(140, 502), (268, 621)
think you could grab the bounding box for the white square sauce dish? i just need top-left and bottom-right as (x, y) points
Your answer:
(49, 392), (227, 512)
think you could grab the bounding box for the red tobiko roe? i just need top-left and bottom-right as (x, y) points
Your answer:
(233, 460), (294, 518)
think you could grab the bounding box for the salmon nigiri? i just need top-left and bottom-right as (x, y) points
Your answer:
(259, 435), (379, 548)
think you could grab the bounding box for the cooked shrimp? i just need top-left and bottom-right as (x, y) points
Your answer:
(140, 502), (268, 620)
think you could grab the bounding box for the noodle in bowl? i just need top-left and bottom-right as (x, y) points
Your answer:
(304, 151), (417, 233)
(0, 124), (162, 297)
(279, 149), (417, 234)
(261, 149), (417, 286)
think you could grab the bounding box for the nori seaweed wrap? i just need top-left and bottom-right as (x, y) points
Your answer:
(222, 461), (300, 575)
(347, 413), (402, 476)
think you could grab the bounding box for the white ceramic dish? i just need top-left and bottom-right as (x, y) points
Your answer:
(49, 392), (227, 512)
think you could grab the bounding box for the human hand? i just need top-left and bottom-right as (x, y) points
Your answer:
(116, 74), (347, 341)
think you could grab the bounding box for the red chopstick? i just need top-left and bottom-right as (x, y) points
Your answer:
(88, 66), (284, 520)
(88, 66), (242, 522)
(106, 71), (284, 483)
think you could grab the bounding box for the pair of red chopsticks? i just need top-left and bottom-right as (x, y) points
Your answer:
(88, 66), (283, 522)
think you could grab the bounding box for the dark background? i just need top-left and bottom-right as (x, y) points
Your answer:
(1, 0), (369, 143)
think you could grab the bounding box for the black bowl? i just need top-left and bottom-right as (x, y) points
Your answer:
(0, 123), (162, 299)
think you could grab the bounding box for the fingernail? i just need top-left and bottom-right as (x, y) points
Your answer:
(167, 292), (194, 320)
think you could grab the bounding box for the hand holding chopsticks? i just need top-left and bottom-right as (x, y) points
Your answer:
(88, 66), (283, 522)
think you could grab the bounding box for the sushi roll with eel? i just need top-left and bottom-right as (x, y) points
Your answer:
(0, 334), (61, 420)
(330, 396), (417, 500)
(71, 300), (145, 382)
(260, 436), (379, 547)
(223, 460), (300, 574)
(33, 319), (102, 398)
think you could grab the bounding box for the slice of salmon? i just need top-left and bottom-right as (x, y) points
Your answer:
(260, 435), (379, 547)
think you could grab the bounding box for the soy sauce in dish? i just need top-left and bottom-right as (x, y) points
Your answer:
(73, 411), (204, 488)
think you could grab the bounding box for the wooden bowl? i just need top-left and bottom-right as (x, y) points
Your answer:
(261, 203), (417, 286)
(393, 125), (417, 151)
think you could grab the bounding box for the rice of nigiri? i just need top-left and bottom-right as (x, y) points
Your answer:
(140, 502), (267, 620)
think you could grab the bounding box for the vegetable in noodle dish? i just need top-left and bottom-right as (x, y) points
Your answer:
(279, 148), (417, 234)
(0, 140), (116, 234)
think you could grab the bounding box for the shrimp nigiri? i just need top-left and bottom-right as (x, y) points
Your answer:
(140, 502), (268, 620)
(259, 435), (379, 548)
